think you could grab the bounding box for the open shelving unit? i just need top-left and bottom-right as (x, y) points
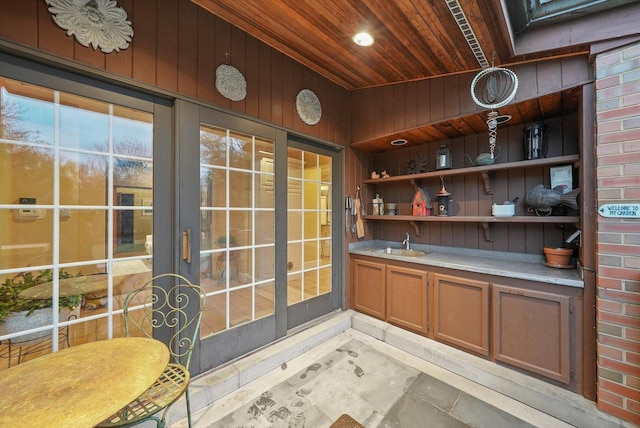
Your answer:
(363, 154), (580, 194)
(363, 154), (581, 240)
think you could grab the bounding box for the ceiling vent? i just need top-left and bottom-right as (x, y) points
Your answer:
(444, 0), (489, 68)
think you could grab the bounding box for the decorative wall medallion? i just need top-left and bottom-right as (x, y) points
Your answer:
(405, 154), (429, 174)
(296, 89), (322, 125)
(45, 0), (134, 53)
(215, 64), (247, 101)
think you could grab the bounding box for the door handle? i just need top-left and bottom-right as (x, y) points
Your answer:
(182, 229), (191, 264)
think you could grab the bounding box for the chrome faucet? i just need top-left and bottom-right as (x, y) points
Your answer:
(402, 232), (410, 250)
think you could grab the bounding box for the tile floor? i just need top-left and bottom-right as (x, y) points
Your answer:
(197, 336), (544, 427)
(167, 310), (632, 428)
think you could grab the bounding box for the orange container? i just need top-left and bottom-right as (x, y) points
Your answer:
(543, 247), (573, 266)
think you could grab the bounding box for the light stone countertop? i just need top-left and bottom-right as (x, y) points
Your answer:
(349, 240), (583, 288)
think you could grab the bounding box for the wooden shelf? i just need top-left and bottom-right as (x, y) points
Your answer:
(364, 154), (580, 194)
(364, 215), (580, 240)
(364, 154), (579, 183)
(363, 215), (580, 223)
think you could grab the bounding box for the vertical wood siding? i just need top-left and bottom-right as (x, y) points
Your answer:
(0, 0), (350, 146)
(0, 1), (588, 256)
(0, 0), (591, 329)
(359, 112), (579, 254)
(350, 56), (591, 144)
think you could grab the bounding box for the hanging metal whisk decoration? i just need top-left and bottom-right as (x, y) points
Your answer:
(470, 57), (519, 165)
(487, 110), (498, 159)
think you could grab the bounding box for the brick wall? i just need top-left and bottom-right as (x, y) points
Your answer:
(595, 41), (640, 425)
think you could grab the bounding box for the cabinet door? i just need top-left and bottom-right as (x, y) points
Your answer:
(492, 284), (571, 384)
(386, 265), (428, 334)
(433, 274), (490, 357)
(352, 259), (386, 319)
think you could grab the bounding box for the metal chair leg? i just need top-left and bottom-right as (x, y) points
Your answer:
(186, 389), (193, 428)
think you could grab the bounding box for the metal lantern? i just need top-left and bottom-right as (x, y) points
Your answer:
(436, 144), (452, 170)
(523, 123), (548, 160)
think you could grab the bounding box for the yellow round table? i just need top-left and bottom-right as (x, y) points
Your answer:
(0, 337), (169, 428)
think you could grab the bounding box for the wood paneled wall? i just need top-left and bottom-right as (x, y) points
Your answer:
(0, 1), (590, 299)
(360, 112), (579, 254)
(350, 55), (592, 144)
(0, 0), (350, 146)
(346, 56), (590, 256)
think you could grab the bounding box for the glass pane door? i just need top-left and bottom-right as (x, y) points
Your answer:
(0, 73), (160, 371)
(177, 103), (342, 371)
(286, 148), (332, 304)
(180, 104), (282, 372)
(198, 125), (275, 336)
(285, 139), (341, 330)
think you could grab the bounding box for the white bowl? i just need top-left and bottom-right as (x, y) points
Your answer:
(492, 204), (515, 217)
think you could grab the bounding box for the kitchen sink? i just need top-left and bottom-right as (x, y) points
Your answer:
(370, 248), (428, 257)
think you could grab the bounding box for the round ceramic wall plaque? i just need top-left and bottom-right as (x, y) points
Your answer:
(215, 64), (247, 101)
(296, 89), (322, 125)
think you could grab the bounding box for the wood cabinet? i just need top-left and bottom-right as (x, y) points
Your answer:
(387, 265), (429, 334)
(432, 274), (490, 357)
(492, 284), (572, 385)
(352, 258), (386, 319)
(352, 257), (428, 334)
(351, 254), (582, 390)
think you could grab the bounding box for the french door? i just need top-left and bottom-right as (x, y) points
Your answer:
(285, 138), (342, 329)
(0, 53), (343, 376)
(177, 102), (342, 373)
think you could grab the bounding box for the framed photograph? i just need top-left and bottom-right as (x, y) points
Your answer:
(141, 198), (152, 216)
(550, 165), (573, 194)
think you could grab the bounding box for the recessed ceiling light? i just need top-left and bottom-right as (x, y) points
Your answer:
(391, 139), (407, 146)
(352, 32), (375, 47)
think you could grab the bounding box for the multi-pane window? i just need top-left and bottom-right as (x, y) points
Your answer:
(0, 77), (154, 370)
(287, 148), (332, 305)
(198, 125), (275, 336)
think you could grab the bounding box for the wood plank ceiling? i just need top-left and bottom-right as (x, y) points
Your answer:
(190, 0), (587, 150)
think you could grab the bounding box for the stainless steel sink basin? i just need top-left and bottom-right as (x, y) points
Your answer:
(370, 248), (428, 257)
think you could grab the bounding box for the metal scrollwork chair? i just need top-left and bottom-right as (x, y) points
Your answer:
(97, 273), (206, 428)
